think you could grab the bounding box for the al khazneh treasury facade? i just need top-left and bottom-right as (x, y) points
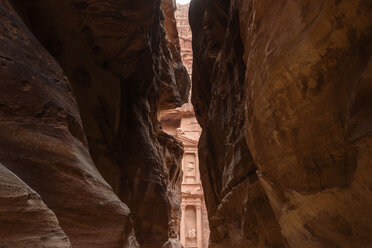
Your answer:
(160, 3), (210, 248)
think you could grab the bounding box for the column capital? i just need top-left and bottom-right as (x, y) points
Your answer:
(195, 204), (202, 210)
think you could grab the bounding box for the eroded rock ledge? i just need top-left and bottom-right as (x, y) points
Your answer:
(0, 0), (190, 247)
(190, 0), (372, 247)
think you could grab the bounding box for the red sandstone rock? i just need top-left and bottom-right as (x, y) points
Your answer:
(1, 0), (189, 247)
(161, 0), (191, 110)
(176, 3), (193, 76)
(190, 0), (372, 247)
(0, 1), (137, 247)
(240, 1), (372, 247)
(190, 0), (286, 247)
(0, 163), (71, 248)
(2, 0), (370, 246)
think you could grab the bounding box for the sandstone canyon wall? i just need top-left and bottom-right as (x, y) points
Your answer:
(175, 3), (193, 76)
(190, 0), (372, 247)
(0, 0), (190, 247)
(2, 0), (372, 247)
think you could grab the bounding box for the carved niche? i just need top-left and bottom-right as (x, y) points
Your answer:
(183, 153), (196, 183)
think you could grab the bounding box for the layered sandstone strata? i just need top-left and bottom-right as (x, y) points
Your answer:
(0, 0), (190, 247)
(190, 0), (372, 247)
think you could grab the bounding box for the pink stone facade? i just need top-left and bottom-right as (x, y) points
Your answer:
(161, 102), (209, 248)
(175, 3), (193, 76)
(160, 3), (209, 248)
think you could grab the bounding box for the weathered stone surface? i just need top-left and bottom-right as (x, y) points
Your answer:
(0, 163), (71, 248)
(161, 0), (191, 109)
(190, 0), (286, 247)
(3, 0), (370, 246)
(190, 0), (372, 247)
(161, 238), (183, 248)
(0, 1), (137, 247)
(240, 1), (372, 247)
(1, 0), (189, 247)
(176, 3), (193, 75)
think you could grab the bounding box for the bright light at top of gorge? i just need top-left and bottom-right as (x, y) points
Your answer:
(176, 0), (191, 4)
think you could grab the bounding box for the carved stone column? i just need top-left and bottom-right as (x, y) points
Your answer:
(196, 204), (202, 247)
(180, 205), (186, 246)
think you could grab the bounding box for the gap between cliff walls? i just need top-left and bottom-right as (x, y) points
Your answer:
(160, 1), (212, 248)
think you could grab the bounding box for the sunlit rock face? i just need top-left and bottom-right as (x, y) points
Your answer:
(190, 0), (372, 247)
(0, 0), (190, 247)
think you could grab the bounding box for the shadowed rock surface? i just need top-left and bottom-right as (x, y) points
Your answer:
(0, 1), (137, 247)
(0, 0), (189, 247)
(190, 0), (372, 247)
(1, 0), (371, 247)
(0, 163), (71, 248)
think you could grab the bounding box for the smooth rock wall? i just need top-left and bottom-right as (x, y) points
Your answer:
(0, 163), (71, 248)
(190, 0), (372, 247)
(0, 0), (190, 247)
(0, 1), (137, 247)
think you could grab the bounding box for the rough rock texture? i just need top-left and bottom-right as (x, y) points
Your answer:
(161, 238), (183, 248)
(190, 0), (372, 247)
(161, 0), (191, 109)
(0, 163), (71, 248)
(175, 3), (193, 75)
(0, 1), (136, 247)
(190, 1), (285, 247)
(1, 0), (189, 247)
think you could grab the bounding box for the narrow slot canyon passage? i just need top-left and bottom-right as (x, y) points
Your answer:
(0, 0), (371, 248)
(160, 2), (210, 248)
